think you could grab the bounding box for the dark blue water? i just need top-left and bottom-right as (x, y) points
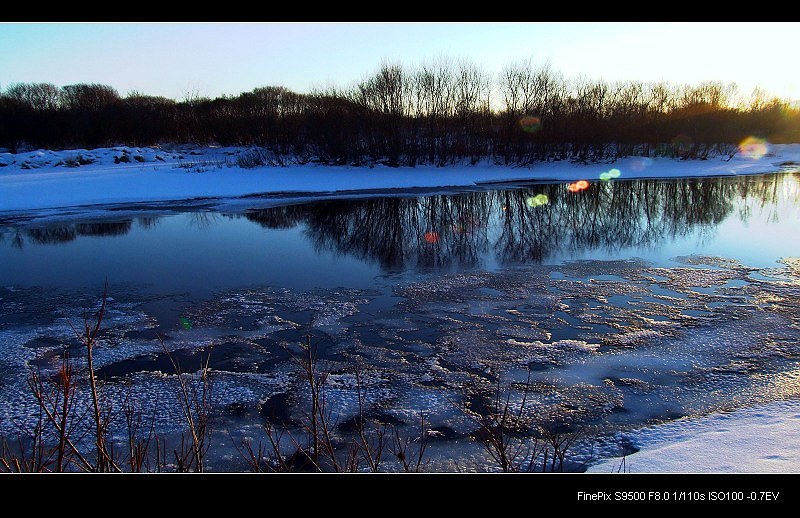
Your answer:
(2, 174), (798, 291)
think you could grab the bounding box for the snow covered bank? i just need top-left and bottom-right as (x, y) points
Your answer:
(588, 399), (800, 473)
(1, 145), (799, 214)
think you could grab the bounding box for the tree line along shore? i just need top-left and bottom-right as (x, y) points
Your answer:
(2, 60), (798, 167)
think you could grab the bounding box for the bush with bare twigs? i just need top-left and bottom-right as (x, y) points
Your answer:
(235, 336), (429, 472)
(0, 284), (214, 473)
(458, 373), (582, 472)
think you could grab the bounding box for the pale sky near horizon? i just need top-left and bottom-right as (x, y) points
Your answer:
(1, 22), (798, 102)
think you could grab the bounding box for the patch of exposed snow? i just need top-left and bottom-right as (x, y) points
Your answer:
(1, 144), (799, 214)
(588, 399), (800, 473)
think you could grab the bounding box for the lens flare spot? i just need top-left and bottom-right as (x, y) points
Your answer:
(526, 194), (549, 208)
(519, 115), (542, 133)
(672, 134), (693, 149)
(179, 317), (192, 330)
(424, 231), (439, 244)
(567, 180), (590, 192)
(629, 157), (653, 172)
(600, 168), (622, 181)
(452, 215), (479, 234)
(739, 136), (768, 160)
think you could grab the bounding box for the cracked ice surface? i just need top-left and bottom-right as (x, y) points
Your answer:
(1, 255), (799, 470)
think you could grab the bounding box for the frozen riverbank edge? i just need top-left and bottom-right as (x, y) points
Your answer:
(588, 399), (800, 473)
(1, 144), (799, 215)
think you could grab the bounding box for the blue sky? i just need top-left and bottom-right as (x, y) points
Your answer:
(1, 22), (798, 102)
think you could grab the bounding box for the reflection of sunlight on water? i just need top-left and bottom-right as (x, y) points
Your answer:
(755, 369), (800, 401)
(739, 136), (769, 160)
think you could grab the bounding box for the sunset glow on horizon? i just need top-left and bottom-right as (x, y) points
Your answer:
(0, 22), (798, 103)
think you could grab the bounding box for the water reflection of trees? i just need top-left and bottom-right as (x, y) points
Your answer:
(505, 174), (797, 263)
(495, 178), (740, 264)
(247, 194), (494, 269)
(245, 205), (306, 230)
(493, 175), (795, 264)
(4, 173), (796, 266)
(12, 220), (137, 247)
(246, 173), (798, 269)
(6, 216), (166, 248)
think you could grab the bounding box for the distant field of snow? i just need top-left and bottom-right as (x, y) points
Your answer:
(588, 399), (800, 473)
(1, 144), (799, 214)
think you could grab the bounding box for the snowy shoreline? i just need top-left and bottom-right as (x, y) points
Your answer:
(1, 144), (799, 214)
(588, 399), (800, 473)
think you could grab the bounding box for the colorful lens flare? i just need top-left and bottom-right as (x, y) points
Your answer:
(519, 115), (542, 133)
(526, 194), (549, 207)
(452, 215), (478, 234)
(739, 136), (768, 160)
(672, 134), (693, 149)
(599, 168), (621, 181)
(179, 317), (192, 330)
(424, 231), (439, 244)
(567, 180), (590, 192)
(629, 157), (653, 172)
